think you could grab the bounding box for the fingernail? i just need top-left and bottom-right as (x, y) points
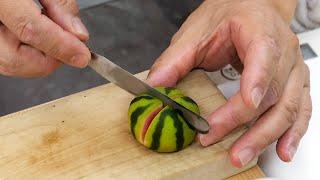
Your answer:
(287, 138), (298, 161)
(145, 73), (156, 86)
(251, 87), (264, 108)
(199, 135), (209, 146)
(288, 145), (297, 161)
(264, 86), (278, 105)
(72, 17), (89, 37)
(146, 70), (167, 87)
(237, 147), (256, 166)
(71, 54), (89, 68)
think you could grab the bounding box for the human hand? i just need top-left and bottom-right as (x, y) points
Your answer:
(147, 0), (312, 167)
(0, 0), (90, 77)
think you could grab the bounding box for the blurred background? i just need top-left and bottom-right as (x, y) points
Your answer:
(0, 0), (202, 115)
(0, 0), (319, 179)
(1, 0), (318, 116)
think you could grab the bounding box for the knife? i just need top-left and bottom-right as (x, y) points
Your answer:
(89, 52), (210, 134)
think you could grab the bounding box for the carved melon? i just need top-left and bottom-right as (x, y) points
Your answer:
(128, 87), (200, 152)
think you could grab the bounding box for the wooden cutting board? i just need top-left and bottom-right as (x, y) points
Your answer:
(0, 70), (263, 179)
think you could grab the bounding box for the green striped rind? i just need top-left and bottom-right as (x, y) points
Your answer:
(128, 94), (162, 144)
(155, 87), (184, 99)
(174, 96), (200, 114)
(144, 106), (197, 152)
(128, 87), (200, 152)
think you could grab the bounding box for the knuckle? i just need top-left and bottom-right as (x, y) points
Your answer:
(41, 33), (64, 58)
(16, 14), (43, 45)
(283, 97), (300, 124)
(56, 0), (69, 7)
(292, 128), (305, 140)
(40, 0), (79, 13)
(290, 33), (300, 51)
(302, 102), (312, 121)
(303, 64), (311, 87)
(16, 17), (35, 43)
(259, 36), (281, 60)
(267, 79), (282, 104)
(47, 43), (63, 59)
(303, 111), (312, 124)
(259, 63), (274, 82)
(56, 0), (78, 13)
(229, 16), (244, 35)
(229, 16), (242, 28)
(304, 64), (310, 76)
(260, 132), (274, 148)
(259, 82), (280, 111)
(228, 109), (245, 126)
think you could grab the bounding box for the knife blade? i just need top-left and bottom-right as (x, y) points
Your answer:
(89, 52), (210, 134)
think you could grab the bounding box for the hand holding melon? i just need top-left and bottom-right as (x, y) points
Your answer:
(128, 87), (200, 152)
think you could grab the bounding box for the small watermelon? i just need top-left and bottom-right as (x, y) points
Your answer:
(128, 87), (200, 152)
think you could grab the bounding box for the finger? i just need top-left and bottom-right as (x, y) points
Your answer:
(229, 60), (305, 168)
(146, 11), (241, 87)
(276, 88), (312, 162)
(40, 0), (89, 41)
(198, 57), (291, 147)
(1, 45), (62, 77)
(0, 0), (90, 68)
(198, 90), (269, 146)
(146, 42), (199, 87)
(198, 55), (288, 146)
(212, 34), (299, 146)
(276, 65), (312, 162)
(229, 17), (299, 109)
(0, 26), (60, 77)
(240, 37), (281, 108)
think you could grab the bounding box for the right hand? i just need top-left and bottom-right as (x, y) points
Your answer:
(147, 0), (311, 167)
(0, 0), (91, 77)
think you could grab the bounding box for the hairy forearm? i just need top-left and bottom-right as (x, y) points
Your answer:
(269, 0), (298, 23)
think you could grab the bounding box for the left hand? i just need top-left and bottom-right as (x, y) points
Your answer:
(146, 0), (312, 167)
(0, 0), (90, 77)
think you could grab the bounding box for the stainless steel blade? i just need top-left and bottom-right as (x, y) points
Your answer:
(89, 52), (210, 134)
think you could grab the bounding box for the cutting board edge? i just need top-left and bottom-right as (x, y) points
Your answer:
(162, 155), (258, 180)
(0, 70), (260, 179)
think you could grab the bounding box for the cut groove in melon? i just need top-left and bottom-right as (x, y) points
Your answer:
(141, 105), (163, 141)
(170, 94), (183, 100)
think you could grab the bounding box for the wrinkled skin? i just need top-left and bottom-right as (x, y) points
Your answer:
(147, 0), (312, 167)
(0, 0), (90, 77)
(0, 0), (312, 168)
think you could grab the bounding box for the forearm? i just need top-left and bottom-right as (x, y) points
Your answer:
(269, 0), (298, 23)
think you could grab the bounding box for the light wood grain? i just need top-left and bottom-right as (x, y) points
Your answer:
(0, 70), (259, 179)
(227, 166), (265, 180)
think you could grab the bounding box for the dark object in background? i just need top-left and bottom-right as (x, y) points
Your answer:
(0, 0), (202, 115)
(154, 0), (202, 26)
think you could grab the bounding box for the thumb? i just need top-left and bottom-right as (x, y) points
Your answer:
(146, 44), (198, 87)
(40, 0), (89, 41)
